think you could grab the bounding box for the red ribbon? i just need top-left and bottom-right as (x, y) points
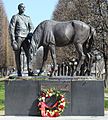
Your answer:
(38, 102), (49, 117)
(38, 101), (59, 117)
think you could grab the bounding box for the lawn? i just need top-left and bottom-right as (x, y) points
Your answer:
(105, 88), (108, 93)
(104, 88), (108, 110)
(0, 81), (5, 110)
(105, 99), (108, 110)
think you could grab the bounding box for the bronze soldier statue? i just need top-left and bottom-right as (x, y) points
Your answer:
(9, 3), (34, 76)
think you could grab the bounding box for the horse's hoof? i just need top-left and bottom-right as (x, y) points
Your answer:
(38, 73), (41, 76)
(49, 75), (52, 77)
(28, 72), (34, 76)
(38, 72), (43, 76)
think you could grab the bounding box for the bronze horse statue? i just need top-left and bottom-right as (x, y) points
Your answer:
(32, 20), (96, 76)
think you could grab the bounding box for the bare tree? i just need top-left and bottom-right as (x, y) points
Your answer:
(0, 0), (15, 76)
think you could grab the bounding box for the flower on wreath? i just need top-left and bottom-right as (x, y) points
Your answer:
(38, 88), (66, 117)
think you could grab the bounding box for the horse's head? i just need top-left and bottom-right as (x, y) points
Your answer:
(32, 23), (44, 50)
(31, 26), (41, 55)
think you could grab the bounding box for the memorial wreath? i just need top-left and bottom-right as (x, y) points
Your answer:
(38, 88), (66, 117)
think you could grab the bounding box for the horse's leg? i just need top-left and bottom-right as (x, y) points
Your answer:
(38, 47), (49, 76)
(74, 43), (86, 76)
(80, 62), (86, 76)
(86, 53), (94, 75)
(49, 44), (57, 77)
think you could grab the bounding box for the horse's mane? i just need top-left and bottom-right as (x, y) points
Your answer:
(32, 20), (47, 48)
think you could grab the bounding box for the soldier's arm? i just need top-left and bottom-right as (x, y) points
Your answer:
(9, 15), (16, 43)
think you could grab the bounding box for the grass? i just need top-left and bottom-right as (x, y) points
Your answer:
(105, 99), (108, 110)
(0, 82), (5, 110)
(105, 88), (108, 93)
(104, 88), (108, 110)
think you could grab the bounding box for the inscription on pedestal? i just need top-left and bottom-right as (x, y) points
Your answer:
(41, 83), (70, 91)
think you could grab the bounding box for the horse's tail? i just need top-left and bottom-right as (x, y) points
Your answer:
(83, 26), (96, 54)
(89, 26), (96, 49)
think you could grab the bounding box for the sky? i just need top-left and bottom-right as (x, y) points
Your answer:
(3, 0), (58, 27)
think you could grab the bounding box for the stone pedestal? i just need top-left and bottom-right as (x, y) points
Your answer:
(5, 76), (104, 116)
